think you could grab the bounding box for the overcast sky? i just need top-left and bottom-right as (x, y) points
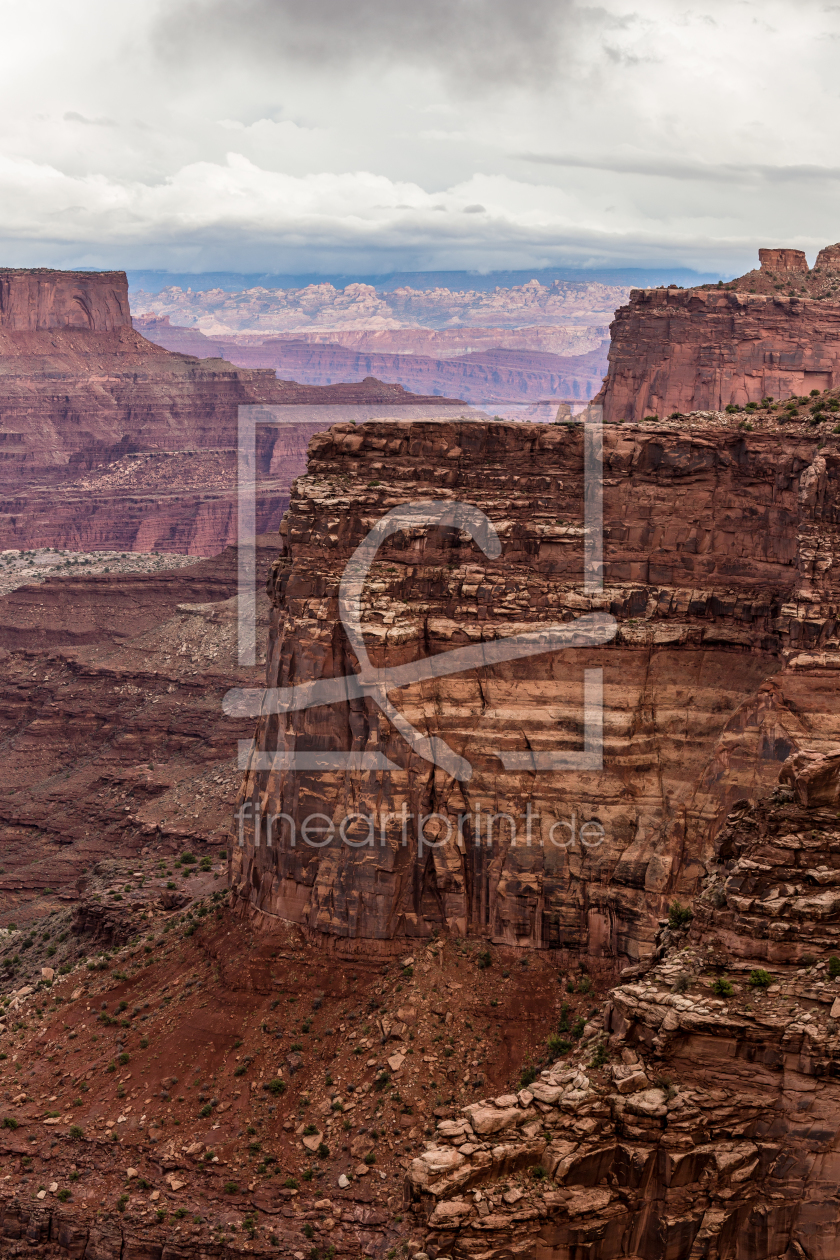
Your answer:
(0, 0), (838, 276)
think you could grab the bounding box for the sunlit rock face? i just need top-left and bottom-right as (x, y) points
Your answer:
(233, 419), (840, 972)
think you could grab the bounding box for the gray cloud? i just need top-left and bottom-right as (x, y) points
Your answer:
(63, 111), (117, 127)
(153, 0), (580, 90)
(515, 150), (840, 185)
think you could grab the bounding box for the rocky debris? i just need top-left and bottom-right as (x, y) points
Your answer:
(0, 547), (204, 601)
(401, 750), (840, 1259)
(0, 899), (576, 1258)
(598, 241), (840, 422)
(235, 416), (840, 966)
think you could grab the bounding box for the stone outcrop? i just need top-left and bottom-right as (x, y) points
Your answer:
(232, 418), (840, 970)
(405, 750), (840, 1260)
(598, 242), (840, 422)
(0, 268), (462, 554)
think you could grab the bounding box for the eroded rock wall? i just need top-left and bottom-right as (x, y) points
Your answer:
(233, 420), (840, 970)
(598, 241), (840, 423)
(406, 753), (840, 1260)
(598, 287), (840, 422)
(0, 267), (130, 332)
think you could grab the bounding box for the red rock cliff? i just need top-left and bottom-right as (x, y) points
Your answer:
(0, 267), (130, 332)
(232, 419), (840, 972)
(599, 242), (840, 422)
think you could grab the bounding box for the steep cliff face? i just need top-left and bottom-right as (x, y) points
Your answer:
(0, 267), (130, 332)
(598, 243), (840, 422)
(598, 287), (840, 421)
(232, 419), (840, 972)
(408, 751), (840, 1260)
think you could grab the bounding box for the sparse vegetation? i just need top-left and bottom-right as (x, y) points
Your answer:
(668, 901), (693, 930)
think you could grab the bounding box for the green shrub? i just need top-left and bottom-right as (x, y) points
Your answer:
(116, 1194), (128, 1213)
(519, 1065), (537, 1088)
(829, 956), (840, 978)
(1, 1117), (18, 1130)
(590, 1039), (608, 1068)
(363, 1151), (376, 1166)
(748, 969), (772, 988)
(56, 1188), (71, 1202)
(725, 404), (738, 413)
(477, 949), (491, 970)
(69, 1125), (83, 1140)
(712, 976), (734, 997)
(547, 1034), (571, 1057)
(668, 901), (693, 930)
(224, 1182), (238, 1194)
(264, 1078), (286, 1096)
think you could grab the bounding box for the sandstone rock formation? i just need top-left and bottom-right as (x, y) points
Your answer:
(0, 268), (462, 554)
(0, 267), (129, 331)
(598, 243), (840, 422)
(406, 750), (840, 1260)
(232, 418), (840, 972)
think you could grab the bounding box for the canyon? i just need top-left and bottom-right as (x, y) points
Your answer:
(7, 253), (840, 1258)
(0, 268), (461, 554)
(599, 241), (840, 422)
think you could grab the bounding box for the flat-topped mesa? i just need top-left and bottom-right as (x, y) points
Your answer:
(0, 267), (130, 332)
(758, 246), (809, 274)
(597, 241), (840, 422)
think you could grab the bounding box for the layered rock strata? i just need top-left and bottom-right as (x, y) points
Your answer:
(598, 243), (840, 422)
(233, 419), (840, 969)
(406, 751), (840, 1260)
(0, 543), (277, 923)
